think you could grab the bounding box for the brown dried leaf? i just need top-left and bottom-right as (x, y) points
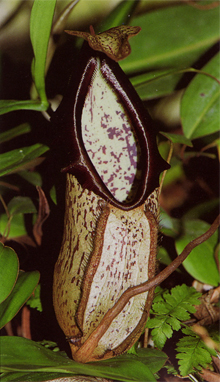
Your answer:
(192, 325), (219, 351)
(185, 1), (220, 10)
(163, 376), (191, 382)
(210, 286), (220, 303)
(199, 369), (220, 382)
(21, 305), (31, 339)
(0, 233), (36, 247)
(33, 186), (50, 245)
(212, 355), (220, 373)
(0, 181), (20, 191)
(47, 378), (112, 382)
(10, 235), (36, 247)
(65, 25), (141, 61)
(194, 288), (220, 325)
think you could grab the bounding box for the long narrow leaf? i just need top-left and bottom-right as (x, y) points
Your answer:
(0, 144), (49, 177)
(0, 124), (31, 143)
(181, 52), (220, 139)
(0, 336), (165, 382)
(0, 100), (48, 115)
(30, 0), (56, 106)
(98, 0), (139, 32)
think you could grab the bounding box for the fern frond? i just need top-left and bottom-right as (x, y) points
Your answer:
(146, 284), (201, 349)
(176, 327), (216, 377)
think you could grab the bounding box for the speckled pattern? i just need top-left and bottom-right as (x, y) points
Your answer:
(82, 61), (140, 203)
(53, 174), (104, 338)
(53, 175), (159, 359)
(83, 205), (151, 351)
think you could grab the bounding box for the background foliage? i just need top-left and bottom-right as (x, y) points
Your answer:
(0, 1), (219, 381)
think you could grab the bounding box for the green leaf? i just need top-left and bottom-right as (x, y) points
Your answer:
(181, 52), (220, 139)
(183, 199), (220, 221)
(26, 284), (43, 312)
(0, 100), (48, 115)
(147, 284), (201, 349)
(0, 371), (78, 382)
(30, 0), (56, 106)
(0, 1), (56, 116)
(183, 150), (216, 160)
(131, 69), (183, 100)
(161, 132), (192, 147)
(167, 316), (182, 331)
(122, 5), (220, 75)
(19, 170), (42, 187)
(0, 144), (49, 177)
(7, 197), (37, 215)
(0, 214), (27, 238)
(0, 243), (19, 304)
(157, 247), (182, 273)
(0, 271), (40, 329)
(135, 348), (167, 374)
(175, 219), (219, 286)
(38, 340), (60, 352)
(49, 185), (57, 205)
(0, 371), (66, 382)
(160, 209), (181, 238)
(0, 124), (31, 143)
(160, 156), (185, 188)
(176, 327), (214, 376)
(150, 329), (167, 350)
(98, 0), (139, 32)
(0, 336), (162, 382)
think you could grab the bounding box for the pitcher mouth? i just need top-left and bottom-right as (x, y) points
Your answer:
(54, 42), (169, 210)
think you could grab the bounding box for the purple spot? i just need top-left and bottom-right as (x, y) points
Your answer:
(110, 187), (118, 195)
(125, 175), (135, 185)
(107, 127), (118, 139)
(101, 122), (107, 129)
(111, 151), (123, 163)
(104, 113), (110, 122)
